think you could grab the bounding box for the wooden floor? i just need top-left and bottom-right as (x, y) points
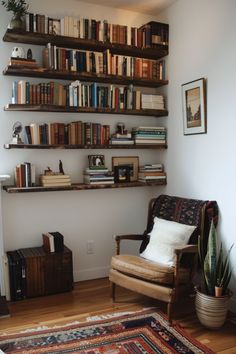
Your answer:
(0, 278), (236, 353)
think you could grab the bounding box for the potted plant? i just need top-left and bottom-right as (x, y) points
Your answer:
(195, 220), (233, 329)
(1, 0), (28, 30)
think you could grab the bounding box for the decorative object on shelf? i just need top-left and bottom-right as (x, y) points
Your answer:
(195, 220), (233, 329)
(10, 121), (23, 144)
(44, 166), (53, 175)
(84, 155), (114, 185)
(48, 18), (61, 35)
(1, 0), (28, 30)
(88, 155), (105, 168)
(114, 165), (131, 183)
(26, 48), (32, 59)
(59, 160), (65, 175)
(112, 156), (139, 182)
(11, 46), (25, 58)
(182, 78), (206, 135)
(116, 122), (126, 135)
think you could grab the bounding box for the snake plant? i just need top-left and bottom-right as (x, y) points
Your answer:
(198, 220), (233, 296)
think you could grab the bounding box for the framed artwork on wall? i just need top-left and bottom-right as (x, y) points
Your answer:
(182, 78), (206, 135)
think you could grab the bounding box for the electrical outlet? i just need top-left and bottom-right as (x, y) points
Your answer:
(87, 240), (95, 254)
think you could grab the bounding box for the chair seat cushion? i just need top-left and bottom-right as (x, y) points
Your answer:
(111, 254), (190, 285)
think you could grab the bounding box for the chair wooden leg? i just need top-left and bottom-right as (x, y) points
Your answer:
(111, 282), (116, 301)
(167, 302), (173, 325)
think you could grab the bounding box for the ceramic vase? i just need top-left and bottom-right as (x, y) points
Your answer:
(195, 288), (232, 330)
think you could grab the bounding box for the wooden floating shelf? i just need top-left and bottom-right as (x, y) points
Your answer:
(3, 29), (168, 60)
(3, 66), (168, 88)
(4, 104), (168, 117)
(3, 180), (166, 193)
(4, 143), (167, 150)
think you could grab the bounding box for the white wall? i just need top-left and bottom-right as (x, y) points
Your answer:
(159, 0), (236, 312)
(0, 0), (167, 283)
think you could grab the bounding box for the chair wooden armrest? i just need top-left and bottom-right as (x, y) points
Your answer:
(174, 244), (198, 255)
(114, 234), (144, 255)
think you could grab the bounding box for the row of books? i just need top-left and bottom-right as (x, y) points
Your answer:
(138, 163), (166, 182)
(42, 231), (64, 253)
(26, 13), (168, 47)
(132, 126), (167, 145)
(24, 122), (167, 146)
(12, 80), (157, 111)
(40, 174), (71, 187)
(83, 166), (114, 185)
(25, 122), (110, 146)
(42, 44), (165, 80)
(14, 162), (36, 188)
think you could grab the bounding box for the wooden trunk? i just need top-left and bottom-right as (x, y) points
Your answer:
(18, 246), (73, 298)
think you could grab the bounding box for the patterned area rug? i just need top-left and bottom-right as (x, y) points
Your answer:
(0, 309), (213, 353)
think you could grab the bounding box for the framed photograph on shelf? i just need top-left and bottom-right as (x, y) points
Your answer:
(88, 155), (105, 168)
(182, 78), (206, 135)
(48, 18), (61, 35)
(114, 165), (131, 183)
(112, 156), (139, 182)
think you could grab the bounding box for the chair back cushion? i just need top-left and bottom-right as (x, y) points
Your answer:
(140, 194), (218, 254)
(140, 217), (196, 265)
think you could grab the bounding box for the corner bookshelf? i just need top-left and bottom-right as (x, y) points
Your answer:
(2, 22), (168, 193)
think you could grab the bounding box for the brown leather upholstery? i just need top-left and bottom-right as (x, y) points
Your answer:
(111, 255), (190, 285)
(109, 194), (218, 323)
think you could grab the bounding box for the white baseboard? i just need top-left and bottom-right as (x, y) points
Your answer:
(73, 266), (110, 282)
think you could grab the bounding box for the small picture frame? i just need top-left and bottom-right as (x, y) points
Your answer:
(48, 18), (61, 35)
(114, 165), (131, 183)
(112, 156), (139, 182)
(88, 154), (105, 168)
(182, 78), (206, 135)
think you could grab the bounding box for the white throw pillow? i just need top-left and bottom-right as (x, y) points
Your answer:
(140, 217), (196, 266)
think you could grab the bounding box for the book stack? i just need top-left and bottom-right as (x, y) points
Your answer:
(132, 126), (167, 145)
(8, 57), (39, 69)
(141, 94), (165, 110)
(110, 132), (134, 145)
(138, 163), (166, 183)
(40, 173), (71, 187)
(42, 231), (64, 253)
(84, 166), (114, 185)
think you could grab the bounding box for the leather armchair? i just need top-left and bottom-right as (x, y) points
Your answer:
(109, 194), (218, 323)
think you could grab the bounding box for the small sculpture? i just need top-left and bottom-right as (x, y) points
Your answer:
(27, 48), (32, 60)
(11, 121), (23, 144)
(59, 160), (65, 174)
(11, 47), (25, 58)
(44, 167), (53, 175)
